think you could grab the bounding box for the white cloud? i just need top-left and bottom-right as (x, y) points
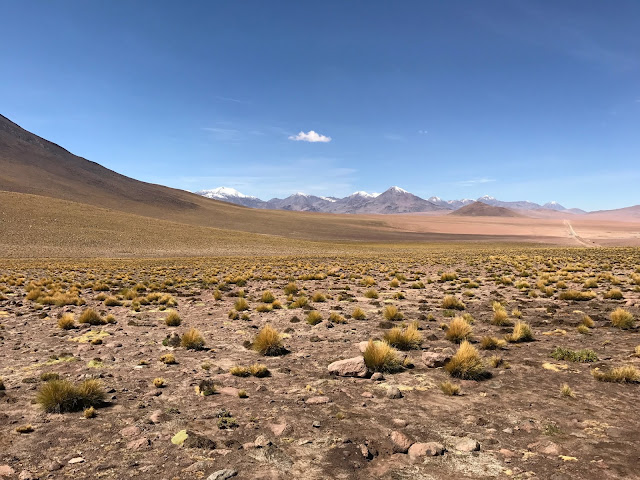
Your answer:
(455, 177), (496, 187)
(288, 130), (332, 143)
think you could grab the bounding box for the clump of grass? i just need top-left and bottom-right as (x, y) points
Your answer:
(104, 296), (122, 307)
(551, 347), (598, 363)
(384, 324), (422, 350)
(306, 310), (323, 325)
(492, 301), (511, 326)
(283, 282), (299, 295)
(252, 325), (285, 356)
(57, 313), (76, 330)
(234, 298), (249, 311)
(480, 336), (507, 350)
(592, 365), (640, 383)
(577, 324), (591, 334)
(559, 290), (596, 301)
(389, 278), (400, 288)
(238, 389), (248, 398)
(489, 355), (504, 368)
(604, 289), (623, 300)
(511, 308), (523, 319)
(36, 379), (105, 413)
(507, 321), (534, 343)
(230, 366), (250, 377)
(445, 317), (473, 343)
(561, 384), (575, 397)
(383, 305), (403, 321)
(312, 292), (327, 302)
(256, 304), (273, 313)
(441, 272), (458, 282)
(40, 372), (60, 382)
(362, 340), (401, 372)
(249, 363), (270, 377)
(581, 315), (595, 328)
(610, 308), (634, 329)
(351, 307), (367, 320)
(84, 406), (97, 418)
(328, 312), (347, 324)
(160, 353), (176, 364)
(290, 295), (308, 308)
(164, 310), (181, 326)
(78, 308), (105, 325)
(364, 289), (379, 299)
(260, 291), (276, 303)
(181, 328), (205, 350)
(15, 424), (34, 434)
(153, 377), (167, 388)
(197, 379), (216, 396)
(445, 341), (489, 380)
(633, 345), (640, 357)
(442, 295), (465, 310)
(361, 276), (376, 287)
(439, 381), (460, 396)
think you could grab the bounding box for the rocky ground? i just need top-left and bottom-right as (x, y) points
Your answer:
(1, 248), (640, 479)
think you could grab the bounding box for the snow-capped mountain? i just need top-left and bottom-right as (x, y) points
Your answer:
(195, 186), (583, 214)
(195, 187), (266, 208)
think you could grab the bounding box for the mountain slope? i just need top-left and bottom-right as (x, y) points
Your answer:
(450, 201), (524, 217)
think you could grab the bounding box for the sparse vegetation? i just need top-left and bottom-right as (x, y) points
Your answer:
(36, 379), (105, 413)
(384, 324), (422, 350)
(164, 310), (181, 326)
(252, 325), (285, 356)
(445, 341), (489, 380)
(507, 321), (534, 342)
(442, 295), (465, 310)
(362, 340), (401, 372)
(181, 328), (205, 350)
(551, 347), (598, 363)
(383, 305), (403, 321)
(440, 381), (461, 396)
(611, 308), (634, 329)
(592, 365), (640, 383)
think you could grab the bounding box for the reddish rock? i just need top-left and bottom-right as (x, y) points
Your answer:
(306, 396), (330, 405)
(408, 442), (445, 458)
(328, 356), (369, 377)
(390, 431), (413, 453)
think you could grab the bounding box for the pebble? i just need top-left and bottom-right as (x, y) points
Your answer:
(386, 386), (403, 399)
(206, 470), (238, 480)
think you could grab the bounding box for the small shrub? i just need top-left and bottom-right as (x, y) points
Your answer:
(492, 301), (510, 326)
(351, 307), (367, 320)
(440, 381), (460, 396)
(230, 366), (250, 377)
(36, 379), (105, 413)
(441, 272), (458, 282)
(445, 317), (473, 343)
(604, 289), (623, 300)
(57, 313), (76, 330)
(104, 296), (122, 307)
(261, 291), (276, 303)
(364, 289), (379, 299)
(252, 325), (285, 356)
(40, 372), (60, 382)
(84, 406), (97, 418)
(489, 355), (504, 368)
(153, 377), (167, 388)
(611, 308), (634, 329)
(234, 298), (249, 311)
(442, 295), (465, 310)
(256, 304), (273, 313)
(312, 292), (326, 302)
(290, 295), (308, 308)
(362, 340), (401, 372)
(78, 308), (105, 325)
(181, 328), (205, 350)
(164, 310), (181, 326)
(329, 312), (347, 324)
(238, 389), (248, 398)
(480, 336), (507, 350)
(384, 324), (422, 350)
(559, 290), (596, 301)
(306, 310), (323, 325)
(197, 379), (216, 396)
(284, 282), (299, 295)
(577, 325), (591, 334)
(15, 424), (34, 434)
(445, 341), (489, 380)
(160, 353), (176, 365)
(551, 347), (598, 363)
(383, 305), (403, 321)
(581, 315), (595, 328)
(507, 321), (534, 342)
(249, 363), (270, 377)
(592, 365), (640, 383)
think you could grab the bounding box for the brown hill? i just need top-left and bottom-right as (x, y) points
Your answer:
(449, 201), (524, 217)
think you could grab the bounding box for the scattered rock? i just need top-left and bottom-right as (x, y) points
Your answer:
(386, 386), (403, 399)
(422, 351), (451, 368)
(0, 466), (15, 477)
(268, 423), (290, 437)
(392, 418), (407, 427)
(183, 431), (217, 450)
(120, 425), (141, 437)
(370, 372), (384, 381)
(68, 457), (85, 464)
(408, 442), (446, 458)
(312, 421), (321, 428)
(391, 431), (413, 453)
(127, 437), (151, 450)
(46, 461), (63, 472)
(306, 396), (330, 404)
(18, 471), (35, 480)
(454, 438), (480, 452)
(254, 435), (272, 448)
(361, 391), (374, 398)
(207, 469), (238, 480)
(328, 356), (369, 378)
(148, 409), (164, 424)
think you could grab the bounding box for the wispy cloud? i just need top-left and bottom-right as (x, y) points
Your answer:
(384, 133), (405, 141)
(417, 130), (428, 135)
(288, 130), (332, 143)
(202, 127), (240, 141)
(455, 177), (496, 187)
(214, 95), (249, 104)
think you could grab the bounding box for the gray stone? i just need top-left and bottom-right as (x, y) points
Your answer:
(207, 470), (238, 480)
(386, 386), (403, 399)
(454, 438), (480, 452)
(422, 351), (451, 368)
(328, 356), (369, 378)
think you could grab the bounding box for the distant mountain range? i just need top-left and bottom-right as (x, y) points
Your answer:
(196, 186), (587, 215)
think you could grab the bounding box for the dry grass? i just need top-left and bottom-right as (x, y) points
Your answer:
(160, 353), (176, 364)
(153, 377), (167, 388)
(57, 313), (76, 330)
(492, 301), (511, 326)
(561, 384), (575, 397)
(234, 298), (249, 311)
(362, 340), (401, 372)
(507, 321), (534, 342)
(610, 308), (634, 329)
(383, 305), (403, 321)
(442, 295), (465, 310)
(445, 341), (489, 380)
(604, 289), (623, 300)
(36, 379), (105, 413)
(181, 328), (205, 350)
(364, 289), (379, 299)
(383, 324), (422, 350)
(592, 365), (640, 383)
(230, 366), (251, 377)
(559, 290), (596, 301)
(164, 310), (181, 326)
(551, 347), (597, 363)
(480, 336), (507, 350)
(351, 307), (367, 320)
(260, 290), (276, 303)
(440, 381), (461, 396)
(306, 310), (323, 325)
(78, 308), (105, 325)
(445, 316), (473, 343)
(252, 325), (285, 356)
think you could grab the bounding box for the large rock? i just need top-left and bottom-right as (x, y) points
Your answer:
(454, 438), (480, 452)
(328, 356), (369, 378)
(408, 442), (446, 458)
(390, 431), (413, 453)
(422, 351), (451, 368)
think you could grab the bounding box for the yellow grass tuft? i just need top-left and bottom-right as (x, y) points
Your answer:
(445, 341), (489, 380)
(362, 340), (401, 372)
(252, 325), (285, 356)
(383, 324), (422, 350)
(445, 317), (473, 343)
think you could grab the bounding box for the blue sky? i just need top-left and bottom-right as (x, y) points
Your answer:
(1, 1), (639, 210)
